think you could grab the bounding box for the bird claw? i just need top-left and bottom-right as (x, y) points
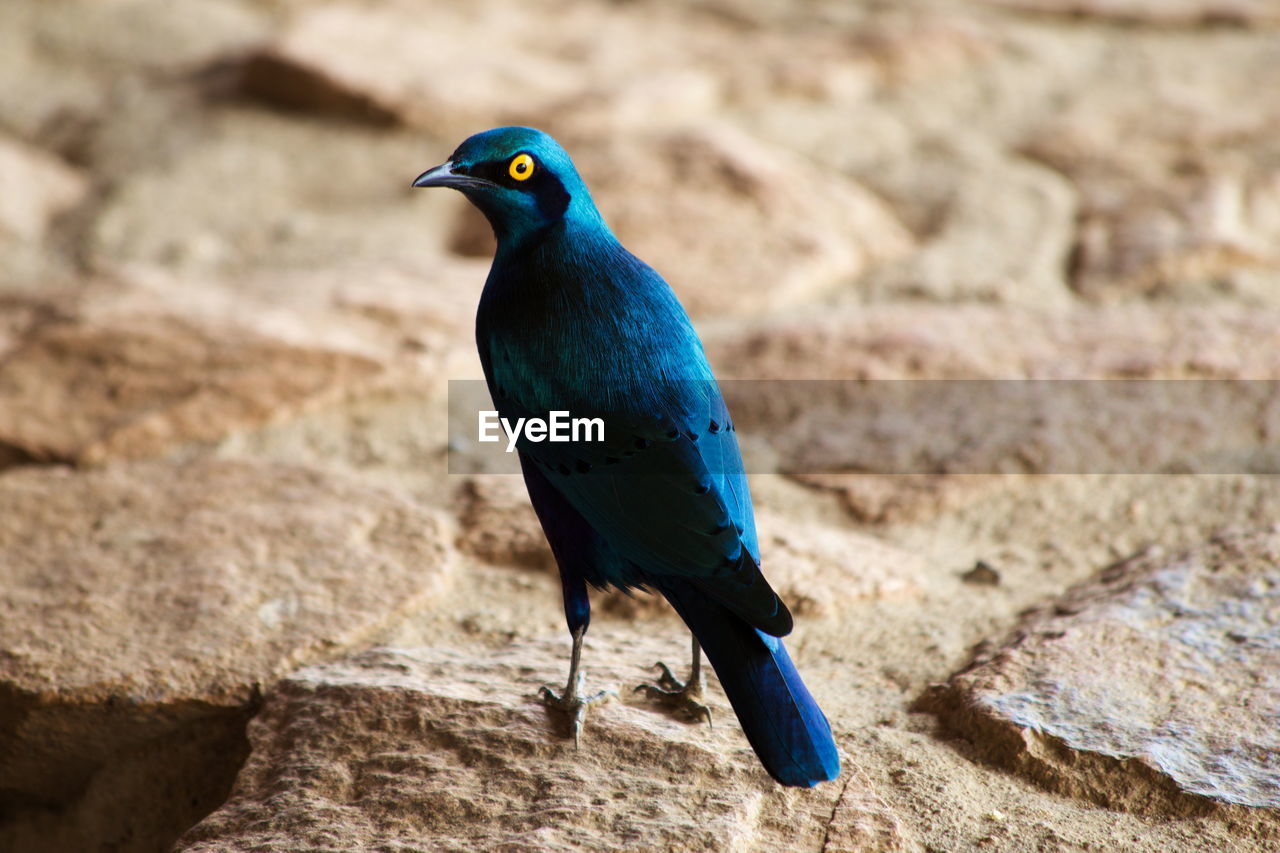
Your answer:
(633, 662), (714, 728)
(650, 661), (684, 692)
(538, 673), (616, 748)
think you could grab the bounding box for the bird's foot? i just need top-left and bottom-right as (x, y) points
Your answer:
(633, 661), (713, 727)
(538, 671), (616, 748)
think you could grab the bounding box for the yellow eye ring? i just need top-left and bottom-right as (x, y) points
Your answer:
(508, 153), (535, 181)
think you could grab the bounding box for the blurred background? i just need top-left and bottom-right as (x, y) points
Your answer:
(2, 0), (1280, 851)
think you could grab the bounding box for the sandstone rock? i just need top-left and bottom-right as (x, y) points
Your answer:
(0, 297), (75, 468)
(758, 513), (925, 617)
(791, 474), (1020, 526)
(84, 107), (442, 277)
(239, 3), (583, 133)
(979, 0), (1280, 26)
(1, 708), (253, 853)
(0, 3), (103, 141)
(560, 124), (913, 319)
(709, 304), (1280, 382)
(851, 13), (997, 88)
(0, 133), (88, 241)
(177, 637), (885, 851)
(824, 777), (923, 853)
(740, 7), (1036, 179)
(0, 295), (71, 360)
(0, 459), (451, 847)
(554, 69), (725, 135)
(920, 530), (1280, 815)
(858, 145), (1077, 305)
(1022, 56), (1280, 301)
(7, 0), (1280, 849)
(454, 475), (552, 572)
(327, 262), (482, 358)
(738, 11), (1079, 309)
(766, 377), (1273, 479)
(236, 1), (871, 138)
(92, 260), (483, 366)
(0, 315), (384, 465)
(23, 0), (265, 73)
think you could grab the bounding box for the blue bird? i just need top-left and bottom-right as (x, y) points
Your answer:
(413, 127), (840, 787)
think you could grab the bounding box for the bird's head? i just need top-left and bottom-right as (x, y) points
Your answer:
(412, 126), (605, 249)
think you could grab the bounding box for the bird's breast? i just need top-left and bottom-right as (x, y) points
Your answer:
(476, 232), (717, 433)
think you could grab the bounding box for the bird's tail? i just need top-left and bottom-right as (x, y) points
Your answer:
(658, 580), (841, 787)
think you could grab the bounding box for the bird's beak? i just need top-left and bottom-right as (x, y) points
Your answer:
(412, 161), (474, 189)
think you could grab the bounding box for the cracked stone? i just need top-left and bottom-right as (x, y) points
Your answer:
(177, 637), (896, 851)
(920, 529), (1280, 819)
(0, 458), (451, 851)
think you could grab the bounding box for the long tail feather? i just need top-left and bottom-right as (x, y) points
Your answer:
(658, 580), (841, 787)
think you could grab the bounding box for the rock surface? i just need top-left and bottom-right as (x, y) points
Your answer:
(0, 459), (451, 848)
(176, 638), (897, 852)
(0, 133), (87, 241)
(979, 0), (1280, 26)
(237, 0), (876, 140)
(757, 512), (927, 617)
(0, 133), (90, 289)
(708, 304), (1280, 382)
(921, 529), (1280, 816)
(1022, 71), (1280, 301)
(0, 315), (384, 466)
(3, 0), (1280, 850)
(824, 779), (922, 853)
(861, 146), (1077, 306)
(454, 475), (554, 572)
(240, 3), (583, 133)
(561, 125), (914, 319)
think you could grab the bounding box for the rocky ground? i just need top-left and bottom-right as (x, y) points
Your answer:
(2, 0), (1279, 850)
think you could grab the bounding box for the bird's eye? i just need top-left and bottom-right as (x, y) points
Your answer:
(508, 153), (535, 182)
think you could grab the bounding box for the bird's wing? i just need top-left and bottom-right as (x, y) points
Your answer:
(487, 353), (789, 637)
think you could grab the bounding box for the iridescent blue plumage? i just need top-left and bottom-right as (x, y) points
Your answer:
(413, 126), (840, 787)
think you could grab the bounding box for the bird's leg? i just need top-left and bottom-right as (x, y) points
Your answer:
(634, 633), (713, 727)
(538, 624), (616, 747)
